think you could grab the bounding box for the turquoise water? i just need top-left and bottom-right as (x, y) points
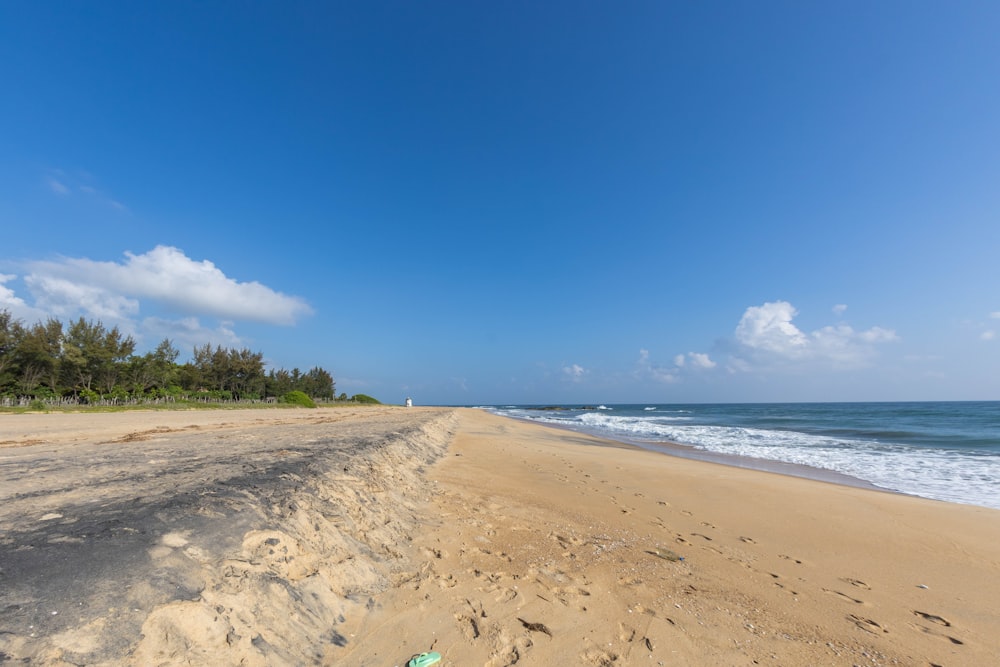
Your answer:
(485, 402), (1000, 510)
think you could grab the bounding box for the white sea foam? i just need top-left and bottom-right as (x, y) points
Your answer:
(494, 408), (1000, 510)
(657, 423), (1000, 509)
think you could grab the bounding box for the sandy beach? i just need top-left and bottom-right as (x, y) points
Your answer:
(2, 407), (999, 666)
(0, 407), (456, 666)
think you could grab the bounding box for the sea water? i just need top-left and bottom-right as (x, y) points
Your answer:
(485, 402), (1000, 510)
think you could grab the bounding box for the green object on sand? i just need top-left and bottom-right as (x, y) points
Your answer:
(407, 652), (442, 667)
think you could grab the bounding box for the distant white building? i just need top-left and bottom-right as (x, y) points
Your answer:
(405, 397), (413, 407)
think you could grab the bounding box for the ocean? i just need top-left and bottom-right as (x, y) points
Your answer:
(484, 402), (1000, 511)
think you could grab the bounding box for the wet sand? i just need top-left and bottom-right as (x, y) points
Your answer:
(2, 407), (999, 666)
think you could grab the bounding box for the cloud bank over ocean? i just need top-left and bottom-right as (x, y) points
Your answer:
(634, 301), (899, 388)
(732, 301), (898, 369)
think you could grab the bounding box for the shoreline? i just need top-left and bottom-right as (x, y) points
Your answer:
(485, 407), (997, 509)
(632, 435), (892, 491)
(504, 410), (891, 493)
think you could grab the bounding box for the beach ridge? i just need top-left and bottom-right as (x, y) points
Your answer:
(0, 407), (457, 665)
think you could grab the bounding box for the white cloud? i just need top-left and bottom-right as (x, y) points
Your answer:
(687, 352), (716, 369)
(25, 274), (139, 320)
(563, 364), (586, 382)
(24, 246), (312, 325)
(43, 169), (128, 212)
(833, 304), (848, 316)
(650, 351), (717, 379)
(1, 247), (312, 353)
(981, 330), (996, 341)
(141, 316), (243, 349)
(859, 326), (897, 343)
(48, 178), (70, 195)
(0, 274), (48, 323)
(725, 357), (752, 374)
(0, 274), (28, 308)
(735, 301), (810, 357)
(636, 349), (679, 383)
(991, 312), (1000, 320)
(733, 300), (896, 369)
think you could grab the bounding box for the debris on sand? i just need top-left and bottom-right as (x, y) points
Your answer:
(517, 617), (553, 637)
(646, 547), (684, 562)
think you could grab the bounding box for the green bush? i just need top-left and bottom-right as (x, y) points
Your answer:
(281, 390), (316, 408)
(350, 393), (381, 404)
(150, 385), (184, 399)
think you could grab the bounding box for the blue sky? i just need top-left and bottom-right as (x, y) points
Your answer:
(2, 1), (999, 405)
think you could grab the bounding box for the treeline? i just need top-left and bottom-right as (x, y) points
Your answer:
(0, 310), (335, 403)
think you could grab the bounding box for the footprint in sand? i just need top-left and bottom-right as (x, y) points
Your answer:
(455, 613), (482, 640)
(551, 585), (592, 602)
(910, 611), (964, 645)
(420, 546), (447, 559)
(769, 574), (799, 596)
(580, 648), (618, 666)
(822, 588), (865, 604)
(483, 583), (517, 603)
(549, 532), (587, 549)
(840, 577), (870, 590)
(739, 536), (756, 544)
(778, 554), (803, 564)
(485, 623), (532, 667)
(848, 614), (888, 634)
(911, 625), (965, 646)
(913, 610), (950, 627)
(532, 569), (592, 609)
(617, 622), (636, 643)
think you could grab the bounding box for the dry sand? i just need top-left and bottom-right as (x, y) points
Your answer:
(1, 406), (457, 666)
(342, 409), (1000, 667)
(2, 407), (999, 666)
